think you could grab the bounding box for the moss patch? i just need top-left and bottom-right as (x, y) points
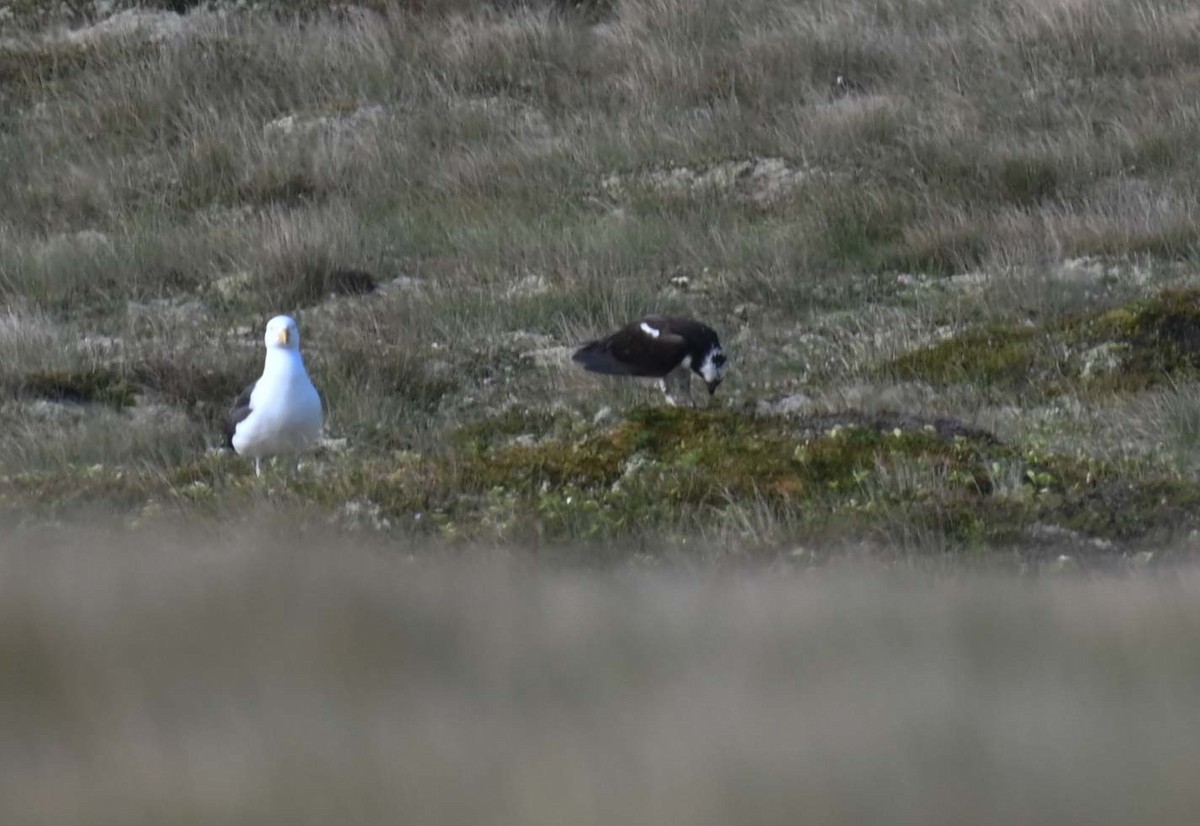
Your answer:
(433, 407), (1200, 550)
(460, 408), (993, 502)
(887, 324), (1047, 390)
(1077, 289), (1200, 385)
(884, 287), (1200, 397)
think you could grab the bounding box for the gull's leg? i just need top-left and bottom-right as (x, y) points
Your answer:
(255, 457), (262, 477)
(678, 369), (694, 407)
(661, 367), (693, 407)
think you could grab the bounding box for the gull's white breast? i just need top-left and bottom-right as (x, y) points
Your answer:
(231, 353), (322, 458)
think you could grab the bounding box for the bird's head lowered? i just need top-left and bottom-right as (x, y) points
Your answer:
(264, 315), (301, 351)
(695, 345), (727, 395)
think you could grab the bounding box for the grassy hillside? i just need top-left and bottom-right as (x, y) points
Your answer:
(3, 0), (1200, 561)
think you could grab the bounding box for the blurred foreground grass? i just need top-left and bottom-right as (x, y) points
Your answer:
(3, 521), (1200, 825)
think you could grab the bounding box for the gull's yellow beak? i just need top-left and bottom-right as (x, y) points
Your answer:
(276, 327), (289, 346)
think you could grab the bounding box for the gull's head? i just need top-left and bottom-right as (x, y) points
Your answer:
(264, 315), (300, 351)
(697, 345), (727, 395)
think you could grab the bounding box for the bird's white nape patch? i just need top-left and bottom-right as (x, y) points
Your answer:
(639, 321), (661, 339)
(699, 347), (726, 383)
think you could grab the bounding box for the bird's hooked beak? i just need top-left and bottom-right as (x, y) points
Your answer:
(706, 379), (722, 395)
(276, 327), (290, 346)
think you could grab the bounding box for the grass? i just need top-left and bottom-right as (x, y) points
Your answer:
(1, 0), (1200, 557)
(9, 5), (1200, 817)
(4, 530), (1200, 824)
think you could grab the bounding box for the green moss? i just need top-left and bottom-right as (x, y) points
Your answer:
(1075, 288), (1200, 385)
(439, 407), (1200, 550)
(462, 408), (1001, 512)
(885, 288), (1200, 396)
(887, 325), (1047, 390)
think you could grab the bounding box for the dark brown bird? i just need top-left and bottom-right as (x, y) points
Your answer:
(572, 316), (727, 405)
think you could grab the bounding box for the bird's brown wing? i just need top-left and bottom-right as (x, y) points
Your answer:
(572, 319), (689, 377)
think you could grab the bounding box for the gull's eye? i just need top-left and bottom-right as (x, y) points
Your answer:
(713, 353), (726, 366)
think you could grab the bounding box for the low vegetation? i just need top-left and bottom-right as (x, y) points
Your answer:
(885, 288), (1200, 398)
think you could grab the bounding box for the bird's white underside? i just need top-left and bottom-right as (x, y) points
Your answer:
(231, 344), (322, 461)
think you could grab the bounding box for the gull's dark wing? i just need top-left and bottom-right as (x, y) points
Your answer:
(656, 317), (720, 350)
(223, 380), (256, 449)
(572, 318), (689, 378)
